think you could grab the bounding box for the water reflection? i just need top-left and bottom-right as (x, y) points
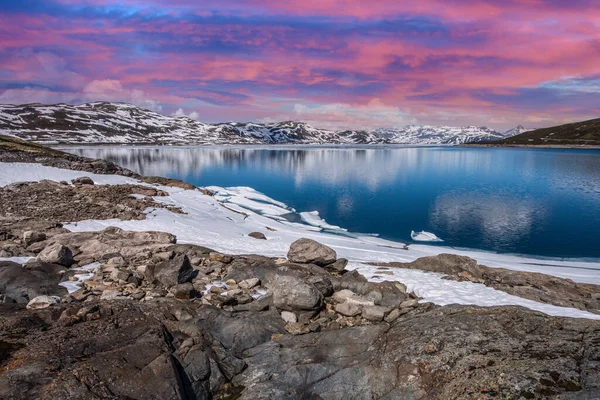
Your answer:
(66, 146), (600, 258)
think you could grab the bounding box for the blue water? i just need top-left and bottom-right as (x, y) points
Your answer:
(67, 146), (600, 259)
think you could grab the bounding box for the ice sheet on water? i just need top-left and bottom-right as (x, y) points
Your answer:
(300, 211), (347, 231)
(411, 230), (444, 242)
(207, 185), (293, 216)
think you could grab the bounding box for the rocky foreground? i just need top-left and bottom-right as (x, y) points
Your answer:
(1, 138), (600, 399)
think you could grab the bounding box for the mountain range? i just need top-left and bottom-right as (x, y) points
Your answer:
(0, 102), (522, 145)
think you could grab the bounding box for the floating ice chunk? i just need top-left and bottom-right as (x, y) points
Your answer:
(58, 262), (100, 294)
(411, 230), (444, 242)
(206, 185), (293, 216)
(300, 211), (347, 231)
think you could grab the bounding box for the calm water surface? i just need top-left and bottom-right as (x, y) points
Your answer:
(67, 146), (600, 259)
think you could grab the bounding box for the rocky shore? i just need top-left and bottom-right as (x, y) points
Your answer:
(2, 137), (600, 399)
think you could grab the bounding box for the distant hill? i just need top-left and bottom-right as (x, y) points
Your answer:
(492, 118), (600, 147)
(0, 102), (521, 146)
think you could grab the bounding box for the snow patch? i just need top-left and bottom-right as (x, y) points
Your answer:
(58, 262), (101, 294)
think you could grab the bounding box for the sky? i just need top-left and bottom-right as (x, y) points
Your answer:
(0, 0), (599, 130)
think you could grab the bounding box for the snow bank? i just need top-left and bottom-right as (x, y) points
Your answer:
(2, 162), (600, 319)
(351, 262), (600, 320)
(411, 230), (444, 242)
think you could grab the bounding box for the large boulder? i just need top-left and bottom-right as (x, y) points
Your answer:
(147, 254), (195, 287)
(36, 243), (75, 267)
(271, 270), (324, 312)
(287, 238), (337, 266)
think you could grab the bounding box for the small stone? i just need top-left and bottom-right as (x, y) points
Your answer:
(190, 257), (203, 266)
(105, 256), (127, 268)
(324, 321), (341, 331)
(26, 295), (60, 310)
(225, 279), (237, 286)
(226, 288), (242, 297)
(334, 302), (361, 317)
(281, 311), (298, 323)
(285, 322), (309, 335)
(100, 290), (124, 301)
(248, 232), (267, 240)
(37, 243), (75, 267)
(173, 308), (194, 322)
(209, 252), (232, 264)
(332, 289), (357, 303)
(210, 286), (224, 295)
(394, 282), (407, 293)
(329, 258), (348, 272)
(384, 308), (402, 322)
(362, 305), (390, 322)
(236, 294), (253, 304)
(22, 231), (46, 247)
(130, 292), (146, 300)
(239, 278), (260, 289)
(170, 283), (195, 299)
(72, 176), (94, 185)
(70, 288), (90, 301)
(308, 322), (321, 332)
(110, 268), (132, 282)
(400, 299), (419, 309)
(365, 290), (383, 304)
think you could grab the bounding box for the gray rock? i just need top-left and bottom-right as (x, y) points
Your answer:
(37, 243), (75, 267)
(148, 254), (195, 287)
(281, 311), (297, 324)
(287, 238), (337, 266)
(26, 295), (60, 309)
(329, 258), (348, 272)
(170, 282), (195, 299)
(362, 305), (390, 322)
(248, 232), (267, 240)
(239, 277), (260, 289)
(400, 299), (419, 309)
(334, 302), (361, 317)
(72, 176), (95, 185)
(384, 308), (402, 322)
(271, 273), (323, 312)
(22, 231), (46, 247)
(100, 290), (124, 301)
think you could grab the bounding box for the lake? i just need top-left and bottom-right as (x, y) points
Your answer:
(66, 146), (600, 259)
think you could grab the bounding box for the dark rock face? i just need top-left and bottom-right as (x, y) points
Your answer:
(234, 305), (600, 399)
(287, 237), (337, 266)
(3, 299), (599, 400)
(0, 261), (68, 304)
(147, 254), (195, 287)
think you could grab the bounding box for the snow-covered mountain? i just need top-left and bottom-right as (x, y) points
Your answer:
(0, 102), (522, 145)
(502, 125), (529, 137)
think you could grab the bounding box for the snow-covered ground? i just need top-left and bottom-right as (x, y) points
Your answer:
(2, 162), (600, 320)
